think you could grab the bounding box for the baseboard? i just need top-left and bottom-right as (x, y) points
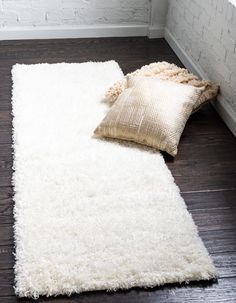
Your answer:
(164, 27), (236, 137)
(0, 24), (165, 40)
(0, 24), (149, 40)
(148, 26), (165, 39)
(212, 95), (236, 137)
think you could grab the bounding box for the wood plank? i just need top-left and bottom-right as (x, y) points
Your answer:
(199, 229), (236, 254)
(0, 269), (14, 298)
(0, 225), (13, 246)
(0, 246), (14, 270)
(182, 190), (236, 210)
(0, 171), (12, 187)
(167, 159), (236, 192)
(0, 144), (12, 158)
(192, 209), (236, 232)
(0, 111), (12, 126)
(212, 253), (236, 278)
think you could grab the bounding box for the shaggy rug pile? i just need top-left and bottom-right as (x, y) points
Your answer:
(12, 61), (216, 298)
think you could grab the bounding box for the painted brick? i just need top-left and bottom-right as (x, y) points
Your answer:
(226, 1), (235, 21)
(0, 0), (149, 26)
(77, 7), (106, 24)
(62, 0), (90, 9)
(196, 0), (212, 11)
(186, 0), (201, 19)
(0, 9), (18, 26)
(208, 17), (225, 40)
(228, 22), (236, 41)
(184, 8), (194, 26)
(133, 8), (149, 23)
(230, 73), (236, 94)
(166, 0), (236, 113)
(2, 0), (31, 11)
(221, 29), (236, 54)
(198, 9), (211, 27)
(120, 0), (148, 9)
(104, 8), (134, 23)
(225, 51), (236, 72)
(45, 10), (62, 25)
(17, 9), (45, 26)
(93, 0), (120, 9)
(31, 0), (61, 10)
(61, 8), (77, 23)
(192, 16), (204, 36)
(203, 30), (226, 60)
(217, 0), (224, 13)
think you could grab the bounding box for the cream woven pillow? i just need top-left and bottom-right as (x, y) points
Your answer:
(105, 62), (219, 113)
(94, 77), (202, 156)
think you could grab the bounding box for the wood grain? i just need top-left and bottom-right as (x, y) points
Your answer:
(0, 37), (235, 302)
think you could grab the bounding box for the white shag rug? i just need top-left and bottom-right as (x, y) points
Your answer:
(12, 61), (217, 298)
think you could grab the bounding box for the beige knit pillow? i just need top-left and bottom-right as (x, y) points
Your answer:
(105, 62), (219, 113)
(95, 77), (202, 156)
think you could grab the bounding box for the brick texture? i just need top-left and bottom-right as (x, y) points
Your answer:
(166, 0), (236, 112)
(0, 0), (149, 27)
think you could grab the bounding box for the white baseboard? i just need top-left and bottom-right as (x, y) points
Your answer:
(148, 26), (165, 39)
(0, 24), (165, 40)
(213, 95), (236, 137)
(164, 28), (236, 137)
(0, 24), (149, 40)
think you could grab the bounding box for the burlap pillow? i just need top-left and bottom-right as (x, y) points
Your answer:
(105, 62), (219, 113)
(95, 77), (202, 156)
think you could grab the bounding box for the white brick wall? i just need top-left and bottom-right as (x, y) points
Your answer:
(0, 0), (150, 27)
(166, 0), (236, 114)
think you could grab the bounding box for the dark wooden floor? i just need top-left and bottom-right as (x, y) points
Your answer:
(0, 37), (236, 303)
